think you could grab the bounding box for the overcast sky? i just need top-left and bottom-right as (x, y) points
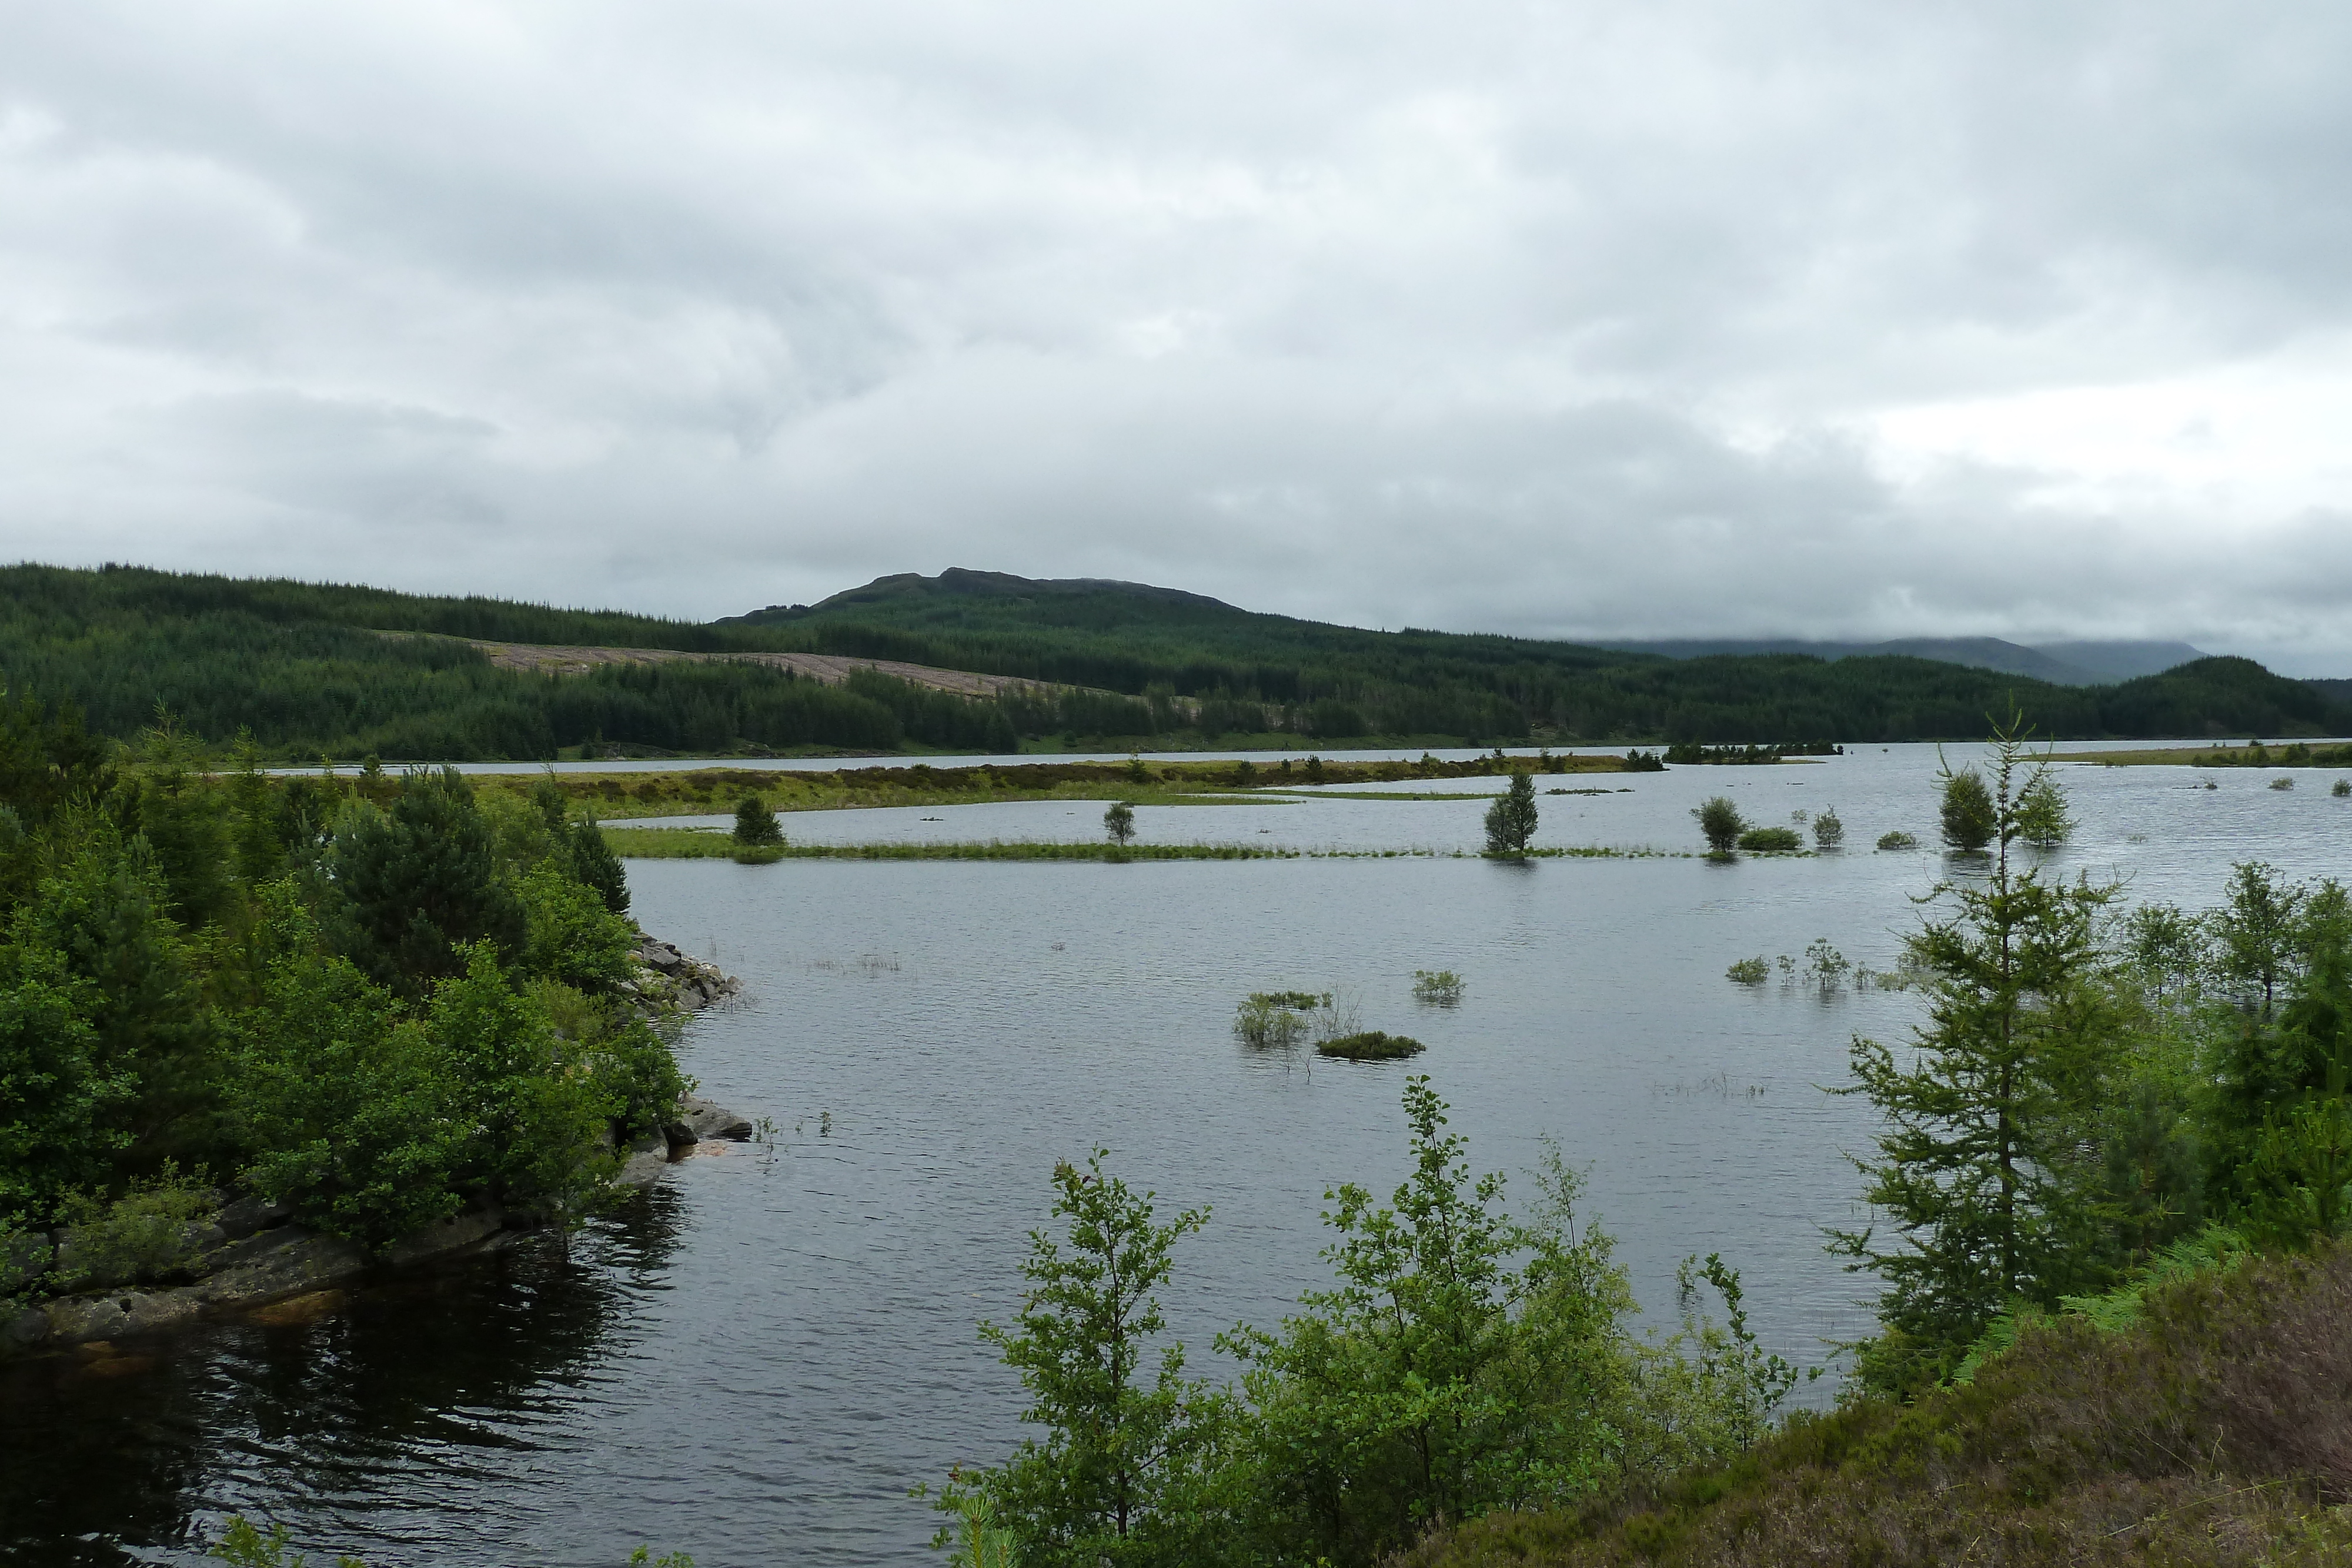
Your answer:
(5, 3), (2350, 670)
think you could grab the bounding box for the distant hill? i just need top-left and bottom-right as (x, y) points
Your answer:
(735, 569), (2350, 745)
(5, 563), (2348, 759)
(1592, 636), (2207, 686)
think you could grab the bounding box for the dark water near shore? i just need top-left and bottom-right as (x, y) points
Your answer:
(6, 746), (2348, 1564)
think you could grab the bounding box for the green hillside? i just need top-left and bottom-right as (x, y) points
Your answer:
(2, 562), (2345, 760)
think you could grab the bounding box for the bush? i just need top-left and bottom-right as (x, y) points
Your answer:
(1876, 830), (1917, 850)
(1412, 969), (1465, 1005)
(1103, 801), (1137, 844)
(1692, 797), (1743, 854)
(2270, 775), (2295, 790)
(1725, 957), (1769, 985)
(2334, 778), (2350, 797)
(1234, 991), (1325, 1048)
(731, 794), (783, 846)
(1940, 767), (1996, 851)
(1812, 806), (1844, 849)
(1316, 1030), (1426, 1061)
(517, 861), (636, 989)
(51, 1166), (216, 1290)
(1736, 825), (1802, 852)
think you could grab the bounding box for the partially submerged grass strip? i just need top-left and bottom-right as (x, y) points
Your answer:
(610, 827), (1693, 862)
(604, 828), (1299, 861)
(490, 751), (1644, 823)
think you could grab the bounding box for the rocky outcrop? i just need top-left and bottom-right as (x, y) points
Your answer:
(4, 1091), (754, 1359)
(624, 935), (742, 1014)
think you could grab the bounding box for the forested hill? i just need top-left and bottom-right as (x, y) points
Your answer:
(730, 567), (2350, 745)
(3, 561), (2347, 760)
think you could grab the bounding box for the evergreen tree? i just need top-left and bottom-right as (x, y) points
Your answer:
(732, 794), (783, 847)
(1833, 723), (2119, 1392)
(1484, 771), (1538, 857)
(325, 768), (527, 996)
(1939, 764), (1997, 851)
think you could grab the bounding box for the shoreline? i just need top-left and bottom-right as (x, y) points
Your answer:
(2, 937), (754, 1364)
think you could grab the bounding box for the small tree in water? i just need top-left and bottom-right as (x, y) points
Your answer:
(1939, 766), (1996, 851)
(1104, 801), (1137, 845)
(732, 795), (782, 847)
(1693, 796), (1743, 856)
(1484, 772), (1538, 856)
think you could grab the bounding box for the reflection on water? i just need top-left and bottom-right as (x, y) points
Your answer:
(9, 744), (2351, 1565)
(0, 1191), (686, 1565)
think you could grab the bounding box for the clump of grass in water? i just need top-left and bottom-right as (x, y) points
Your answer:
(1725, 957), (1769, 985)
(2336, 778), (2351, 797)
(1234, 991), (1329, 1048)
(1317, 1031), (1425, 1061)
(1876, 830), (1918, 851)
(2270, 776), (2296, 790)
(1411, 969), (1464, 1005)
(1736, 825), (1803, 853)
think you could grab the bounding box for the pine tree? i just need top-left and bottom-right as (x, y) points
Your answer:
(1833, 720), (2119, 1391)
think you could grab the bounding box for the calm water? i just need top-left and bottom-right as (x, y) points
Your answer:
(6, 746), (2347, 1564)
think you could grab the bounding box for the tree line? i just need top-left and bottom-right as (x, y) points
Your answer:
(0, 687), (687, 1264)
(9, 564), (2350, 761)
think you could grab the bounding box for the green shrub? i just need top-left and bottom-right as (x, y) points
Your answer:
(1736, 825), (1802, 852)
(51, 1165), (216, 1289)
(2334, 778), (2350, 796)
(2269, 775), (2295, 790)
(1411, 969), (1465, 1005)
(1939, 767), (1996, 851)
(1725, 957), (1769, 985)
(1876, 830), (1917, 850)
(1315, 1030), (1425, 1060)
(1692, 797), (1743, 854)
(1234, 991), (1325, 1048)
(517, 860), (635, 989)
(1811, 807), (1844, 849)
(731, 794), (782, 846)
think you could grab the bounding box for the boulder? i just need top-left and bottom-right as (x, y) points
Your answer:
(613, 1145), (671, 1190)
(189, 1230), (370, 1312)
(39, 1289), (206, 1344)
(677, 1095), (753, 1141)
(381, 1207), (504, 1268)
(216, 1193), (294, 1241)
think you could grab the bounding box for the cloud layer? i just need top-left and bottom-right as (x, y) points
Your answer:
(5, 2), (2351, 668)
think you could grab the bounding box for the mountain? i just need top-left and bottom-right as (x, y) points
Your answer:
(1591, 636), (2207, 687)
(6, 563), (2347, 760)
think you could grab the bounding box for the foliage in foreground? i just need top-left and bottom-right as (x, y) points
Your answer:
(1399, 1243), (2352, 1567)
(933, 1081), (1803, 1568)
(0, 692), (687, 1267)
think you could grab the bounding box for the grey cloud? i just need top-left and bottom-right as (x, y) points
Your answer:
(4, 1), (2351, 669)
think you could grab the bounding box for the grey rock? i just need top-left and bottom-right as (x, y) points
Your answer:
(613, 1146), (671, 1190)
(40, 1289), (205, 1344)
(677, 1095), (753, 1141)
(189, 1229), (370, 1310)
(1, 1231), (52, 1295)
(216, 1193), (294, 1241)
(381, 1207), (504, 1268)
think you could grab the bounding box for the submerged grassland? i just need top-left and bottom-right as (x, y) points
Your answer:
(482, 751), (1641, 824)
